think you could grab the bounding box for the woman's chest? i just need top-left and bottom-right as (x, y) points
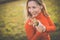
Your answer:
(36, 16), (49, 26)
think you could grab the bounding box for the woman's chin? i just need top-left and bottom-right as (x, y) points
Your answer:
(32, 14), (37, 17)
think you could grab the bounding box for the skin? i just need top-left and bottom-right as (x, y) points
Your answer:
(28, 1), (42, 17)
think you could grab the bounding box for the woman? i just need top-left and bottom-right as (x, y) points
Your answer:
(25, 0), (56, 40)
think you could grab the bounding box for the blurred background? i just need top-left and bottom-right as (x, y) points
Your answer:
(0, 0), (60, 40)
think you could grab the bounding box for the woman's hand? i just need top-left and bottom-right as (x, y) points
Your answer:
(29, 18), (46, 32)
(28, 18), (39, 26)
(35, 21), (46, 32)
(35, 26), (43, 32)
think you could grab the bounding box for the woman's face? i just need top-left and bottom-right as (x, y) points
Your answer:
(28, 1), (42, 17)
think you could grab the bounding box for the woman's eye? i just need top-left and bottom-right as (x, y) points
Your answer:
(33, 7), (36, 9)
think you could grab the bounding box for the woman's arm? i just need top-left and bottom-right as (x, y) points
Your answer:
(45, 16), (56, 32)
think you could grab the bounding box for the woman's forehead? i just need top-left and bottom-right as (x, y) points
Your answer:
(28, 1), (39, 6)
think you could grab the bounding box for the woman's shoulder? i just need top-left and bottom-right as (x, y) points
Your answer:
(44, 14), (50, 19)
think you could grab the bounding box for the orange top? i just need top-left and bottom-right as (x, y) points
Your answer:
(25, 12), (56, 40)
